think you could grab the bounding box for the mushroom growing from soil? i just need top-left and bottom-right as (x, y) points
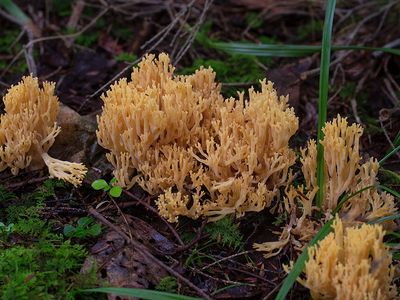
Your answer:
(301, 216), (397, 300)
(97, 53), (299, 221)
(0, 76), (87, 186)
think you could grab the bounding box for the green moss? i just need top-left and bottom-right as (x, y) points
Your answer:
(0, 29), (20, 54)
(155, 276), (177, 293)
(52, 0), (73, 17)
(115, 52), (137, 63)
(245, 12), (264, 29)
(5, 179), (66, 224)
(0, 217), (98, 299)
(204, 217), (243, 249)
(75, 31), (100, 47)
(0, 181), (100, 299)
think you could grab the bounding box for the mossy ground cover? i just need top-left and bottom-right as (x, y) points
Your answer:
(0, 180), (101, 299)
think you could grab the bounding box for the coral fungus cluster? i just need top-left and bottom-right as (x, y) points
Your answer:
(301, 216), (397, 300)
(0, 76), (87, 186)
(1, 54), (398, 299)
(97, 53), (298, 221)
(255, 115), (397, 255)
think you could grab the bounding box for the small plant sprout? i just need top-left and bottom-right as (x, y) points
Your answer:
(63, 217), (102, 239)
(91, 177), (123, 198)
(0, 222), (14, 240)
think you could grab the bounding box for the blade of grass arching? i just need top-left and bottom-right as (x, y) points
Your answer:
(275, 219), (334, 300)
(393, 131), (400, 146)
(379, 144), (400, 166)
(84, 287), (201, 300)
(212, 42), (400, 57)
(332, 185), (374, 215)
(386, 231), (400, 239)
(369, 214), (400, 224)
(0, 0), (29, 24)
(379, 131), (400, 166)
(212, 43), (320, 57)
(380, 168), (400, 184)
(316, 0), (336, 210)
(379, 185), (400, 199)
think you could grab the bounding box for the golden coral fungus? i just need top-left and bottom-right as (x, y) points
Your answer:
(96, 53), (298, 221)
(301, 216), (397, 300)
(299, 116), (396, 223)
(0, 76), (87, 186)
(255, 115), (397, 257)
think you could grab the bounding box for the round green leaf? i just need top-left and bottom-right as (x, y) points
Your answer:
(91, 179), (109, 190)
(109, 186), (122, 198)
(63, 225), (76, 237)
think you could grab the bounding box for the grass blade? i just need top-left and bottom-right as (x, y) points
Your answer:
(379, 185), (400, 199)
(332, 185), (374, 215)
(379, 144), (400, 166)
(212, 42), (400, 57)
(316, 0), (336, 209)
(0, 0), (29, 24)
(84, 287), (201, 300)
(369, 214), (400, 224)
(275, 219), (334, 300)
(212, 43), (319, 57)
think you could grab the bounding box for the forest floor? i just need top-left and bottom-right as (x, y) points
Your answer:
(0, 1), (399, 299)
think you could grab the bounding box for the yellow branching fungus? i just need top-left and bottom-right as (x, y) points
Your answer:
(97, 53), (299, 221)
(301, 216), (397, 300)
(300, 116), (396, 222)
(0, 76), (87, 186)
(255, 115), (397, 257)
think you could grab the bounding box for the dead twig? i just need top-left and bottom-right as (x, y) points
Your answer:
(0, 7), (108, 78)
(6, 176), (48, 189)
(123, 190), (185, 246)
(88, 207), (212, 300)
(173, 220), (207, 253)
(188, 265), (256, 287)
(173, 0), (213, 64)
(200, 250), (253, 271)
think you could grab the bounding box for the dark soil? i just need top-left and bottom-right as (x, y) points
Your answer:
(0, 1), (399, 299)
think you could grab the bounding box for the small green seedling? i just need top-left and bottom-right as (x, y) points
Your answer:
(91, 177), (122, 198)
(63, 216), (101, 238)
(0, 222), (14, 240)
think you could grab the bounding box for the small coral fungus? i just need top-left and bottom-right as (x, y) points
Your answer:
(299, 116), (396, 224)
(96, 53), (299, 221)
(0, 76), (87, 186)
(255, 116), (397, 257)
(301, 216), (397, 300)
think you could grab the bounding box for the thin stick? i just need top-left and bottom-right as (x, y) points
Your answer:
(200, 250), (252, 271)
(0, 7), (108, 78)
(123, 190), (185, 246)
